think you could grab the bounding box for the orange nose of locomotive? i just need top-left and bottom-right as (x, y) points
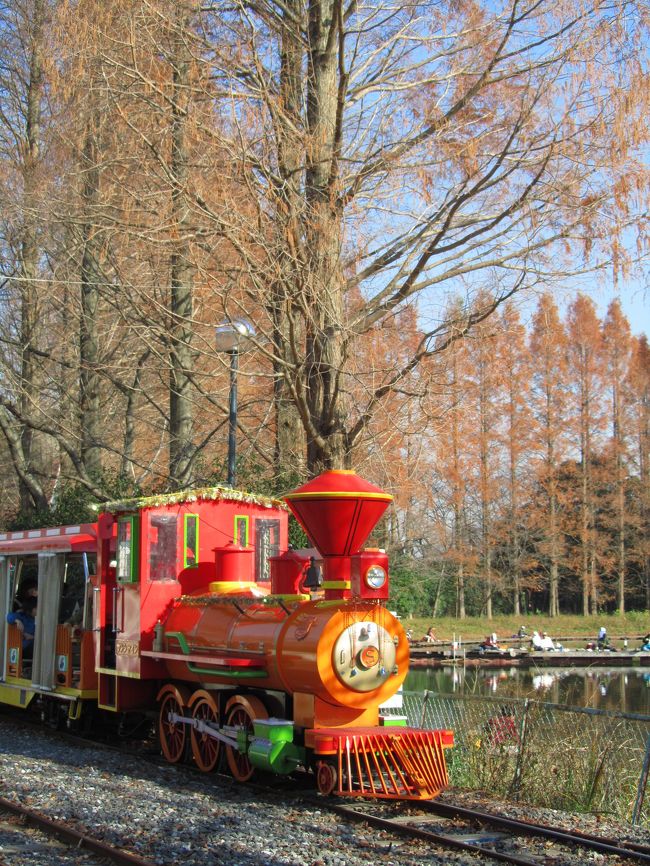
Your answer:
(275, 601), (409, 710)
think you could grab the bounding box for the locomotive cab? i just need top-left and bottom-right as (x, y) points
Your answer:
(94, 486), (288, 713)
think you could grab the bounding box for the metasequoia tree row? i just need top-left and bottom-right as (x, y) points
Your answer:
(390, 295), (649, 618)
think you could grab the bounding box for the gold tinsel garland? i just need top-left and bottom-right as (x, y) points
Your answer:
(179, 594), (289, 607)
(94, 485), (288, 514)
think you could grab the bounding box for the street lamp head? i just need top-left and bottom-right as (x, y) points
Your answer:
(215, 318), (256, 354)
(215, 318), (256, 488)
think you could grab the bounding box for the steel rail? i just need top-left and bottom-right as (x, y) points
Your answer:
(424, 800), (650, 859)
(328, 802), (541, 865)
(327, 800), (650, 865)
(0, 795), (158, 866)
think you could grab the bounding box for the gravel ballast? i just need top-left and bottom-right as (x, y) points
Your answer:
(0, 717), (646, 866)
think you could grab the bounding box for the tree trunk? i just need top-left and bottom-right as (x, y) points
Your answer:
(18, 0), (48, 514)
(580, 373), (591, 616)
(613, 381), (626, 613)
(79, 119), (103, 479)
(509, 398), (521, 616)
(581, 460), (590, 616)
(547, 416), (560, 617)
(549, 490), (560, 616)
(450, 346), (466, 619)
(273, 0), (307, 479)
(457, 561), (466, 620)
(304, 0), (347, 474)
(589, 551), (598, 614)
(479, 353), (493, 619)
(168, 5), (195, 487)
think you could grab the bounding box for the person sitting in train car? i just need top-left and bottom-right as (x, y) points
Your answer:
(640, 633), (650, 652)
(13, 576), (37, 612)
(424, 626), (438, 643)
(6, 601), (37, 659)
(59, 565), (86, 626)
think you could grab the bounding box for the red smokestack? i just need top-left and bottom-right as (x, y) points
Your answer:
(284, 470), (392, 598)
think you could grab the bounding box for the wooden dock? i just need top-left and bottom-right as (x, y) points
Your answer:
(409, 641), (650, 668)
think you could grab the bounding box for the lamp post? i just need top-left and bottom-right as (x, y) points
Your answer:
(215, 318), (256, 488)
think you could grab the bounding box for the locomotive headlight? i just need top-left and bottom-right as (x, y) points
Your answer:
(365, 565), (386, 590)
(333, 621), (397, 692)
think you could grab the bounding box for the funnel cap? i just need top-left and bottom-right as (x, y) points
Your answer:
(284, 470), (393, 504)
(284, 470), (392, 556)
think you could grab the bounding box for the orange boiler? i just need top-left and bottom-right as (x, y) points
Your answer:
(159, 594), (409, 713)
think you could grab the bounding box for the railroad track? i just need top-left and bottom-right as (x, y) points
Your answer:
(324, 798), (650, 865)
(2, 710), (648, 866)
(0, 796), (158, 866)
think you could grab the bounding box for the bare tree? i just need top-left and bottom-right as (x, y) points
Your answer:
(0, 0), (53, 513)
(197, 0), (648, 474)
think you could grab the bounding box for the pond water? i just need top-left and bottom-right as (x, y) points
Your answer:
(405, 664), (650, 716)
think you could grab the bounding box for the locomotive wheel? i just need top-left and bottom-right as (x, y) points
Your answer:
(316, 761), (338, 796)
(224, 695), (268, 783)
(158, 686), (189, 764)
(189, 691), (220, 772)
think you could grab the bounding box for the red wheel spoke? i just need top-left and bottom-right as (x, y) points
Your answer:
(190, 695), (220, 772)
(225, 698), (267, 783)
(159, 693), (186, 764)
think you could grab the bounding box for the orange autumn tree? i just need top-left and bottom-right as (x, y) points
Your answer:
(495, 303), (534, 616)
(0, 0), (649, 543)
(601, 298), (634, 613)
(566, 294), (608, 615)
(50, 0), (276, 493)
(627, 335), (650, 610)
(528, 293), (570, 616)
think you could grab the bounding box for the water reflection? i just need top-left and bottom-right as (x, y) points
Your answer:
(405, 665), (650, 715)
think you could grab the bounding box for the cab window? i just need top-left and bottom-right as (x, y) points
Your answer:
(255, 519), (280, 582)
(234, 515), (249, 547)
(117, 516), (139, 583)
(184, 514), (199, 568)
(150, 514), (178, 581)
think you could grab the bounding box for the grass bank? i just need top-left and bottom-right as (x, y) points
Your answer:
(400, 611), (649, 645)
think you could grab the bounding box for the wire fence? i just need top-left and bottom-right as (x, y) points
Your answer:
(389, 690), (650, 827)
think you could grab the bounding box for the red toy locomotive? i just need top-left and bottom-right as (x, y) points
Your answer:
(0, 470), (453, 800)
